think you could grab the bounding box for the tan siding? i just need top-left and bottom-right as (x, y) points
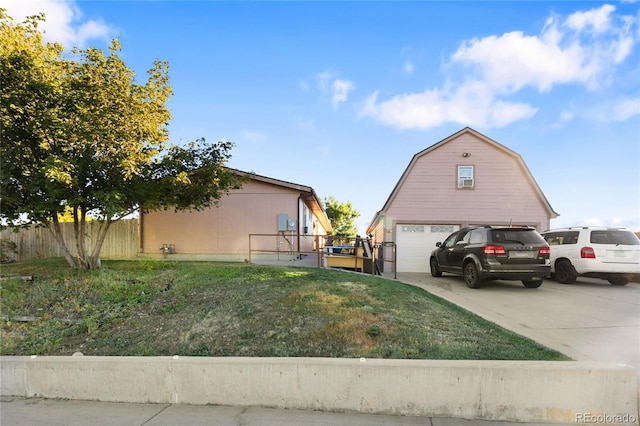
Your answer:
(142, 179), (314, 257)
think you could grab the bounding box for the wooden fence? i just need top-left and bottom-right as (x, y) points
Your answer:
(0, 219), (139, 262)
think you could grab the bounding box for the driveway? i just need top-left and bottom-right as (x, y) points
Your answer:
(391, 273), (640, 372)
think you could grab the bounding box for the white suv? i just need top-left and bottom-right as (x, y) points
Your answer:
(541, 227), (640, 285)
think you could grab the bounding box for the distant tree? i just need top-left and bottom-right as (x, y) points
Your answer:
(57, 206), (93, 223)
(0, 10), (247, 270)
(323, 196), (360, 238)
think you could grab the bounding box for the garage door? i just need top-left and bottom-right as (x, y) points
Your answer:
(396, 224), (459, 273)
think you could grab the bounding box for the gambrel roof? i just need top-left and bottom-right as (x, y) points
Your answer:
(368, 127), (558, 230)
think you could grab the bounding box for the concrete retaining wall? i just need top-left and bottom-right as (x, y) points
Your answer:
(1, 356), (638, 424)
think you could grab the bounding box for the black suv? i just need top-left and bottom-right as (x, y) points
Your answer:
(429, 226), (551, 288)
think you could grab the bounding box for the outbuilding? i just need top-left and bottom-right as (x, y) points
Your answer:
(366, 127), (558, 273)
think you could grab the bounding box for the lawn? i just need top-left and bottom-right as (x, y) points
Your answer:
(0, 258), (570, 360)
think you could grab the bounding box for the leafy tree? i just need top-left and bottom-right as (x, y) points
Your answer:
(0, 10), (247, 269)
(323, 196), (360, 238)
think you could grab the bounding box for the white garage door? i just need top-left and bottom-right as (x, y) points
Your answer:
(396, 224), (459, 273)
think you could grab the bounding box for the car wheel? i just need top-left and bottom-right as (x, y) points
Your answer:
(522, 279), (543, 288)
(608, 276), (629, 286)
(555, 260), (577, 284)
(463, 262), (482, 289)
(430, 257), (442, 277)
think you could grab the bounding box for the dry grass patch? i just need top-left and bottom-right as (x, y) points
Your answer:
(1, 258), (570, 361)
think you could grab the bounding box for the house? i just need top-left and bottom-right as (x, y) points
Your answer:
(140, 169), (332, 261)
(366, 127), (558, 273)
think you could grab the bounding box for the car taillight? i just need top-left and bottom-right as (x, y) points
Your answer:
(484, 245), (506, 255)
(581, 247), (596, 258)
(539, 245), (550, 256)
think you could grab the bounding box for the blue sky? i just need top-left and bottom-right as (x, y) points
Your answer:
(4, 0), (639, 234)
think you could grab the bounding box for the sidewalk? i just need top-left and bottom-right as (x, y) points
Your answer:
(0, 396), (562, 426)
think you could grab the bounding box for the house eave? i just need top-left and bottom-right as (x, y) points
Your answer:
(230, 168), (333, 233)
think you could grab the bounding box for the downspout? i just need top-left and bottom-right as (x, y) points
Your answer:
(297, 195), (301, 254)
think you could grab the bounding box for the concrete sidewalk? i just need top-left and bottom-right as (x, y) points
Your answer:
(0, 396), (564, 426)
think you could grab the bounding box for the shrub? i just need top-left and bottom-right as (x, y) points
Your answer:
(0, 239), (17, 263)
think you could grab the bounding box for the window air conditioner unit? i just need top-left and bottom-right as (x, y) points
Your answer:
(460, 178), (474, 188)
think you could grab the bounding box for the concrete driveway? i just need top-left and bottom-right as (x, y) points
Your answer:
(391, 273), (640, 372)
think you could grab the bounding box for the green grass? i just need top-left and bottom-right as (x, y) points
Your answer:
(0, 258), (570, 360)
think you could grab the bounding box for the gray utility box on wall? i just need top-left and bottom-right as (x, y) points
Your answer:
(277, 214), (288, 232)
(278, 214), (297, 232)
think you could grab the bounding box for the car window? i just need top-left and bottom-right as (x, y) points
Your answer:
(443, 232), (459, 248)
(456, 230), (470, 244)
(542, 232), (560, 245)
(590, 230), (640, 245)
(468, 230), (484, 244)
(490, 229), (545, 244)
(544, 231), (579, 245)
(561, 232), (579, 245)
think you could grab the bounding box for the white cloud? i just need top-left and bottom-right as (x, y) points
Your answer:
(562, 96), (640, 124)
(553, 104), (576, 127)
(612, 97), (640, 121)
(565, 4), (616, 34)
(331, 79), (355, 109)
(360, 4), (639, 130)
(489, 100), (538, 128)
(312, 71), (355, 109)
(0, 0), (113, 47)
(453, 4), (637, 91)
(451, 31), (586, 93)
(360, 83), (537, 129)
(360, 90), (444, 129)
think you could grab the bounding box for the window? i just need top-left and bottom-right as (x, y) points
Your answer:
(401, 225), (425, 233)
(468, 230), (484, 244)
(458, 165), (474, 188)
(543, 231), (579, 245)
(490, 229), (546, 244)
(431, 225), (454, 233)
(591, 230), (639, 245)
(443, 232), (459, 248)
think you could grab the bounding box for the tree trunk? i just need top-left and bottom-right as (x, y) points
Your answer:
(49, 210), (114, 270)
(73, 207), (91, 270)
(88, 219), (113, 269)
(50, 215), (79, 269)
